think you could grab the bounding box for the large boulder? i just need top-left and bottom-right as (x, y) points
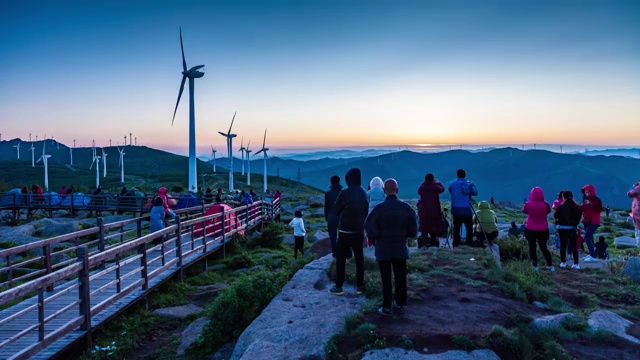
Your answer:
(231, 255), (365, 359)
(622, 257), (640, 283)
(153, 304), (203, 319)
(304, 238), (332, 259)
(362, 348), (500, 360)
(307, 196), (324, 204)
(614, 236), (638, 248)
(312, 230), (329, 243)
(293, 205), (308, 213)
(35, 219), (80, 238)
(284, 234), (295, 245)
(588, 310), (640, 344)
(530, 313), (576, 331)
(177, 317), (209, 355)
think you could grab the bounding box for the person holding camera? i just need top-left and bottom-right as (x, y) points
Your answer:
(448, 169), (478, 247)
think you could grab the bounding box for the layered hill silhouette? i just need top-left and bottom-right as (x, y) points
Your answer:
(2, 139), (638, 208)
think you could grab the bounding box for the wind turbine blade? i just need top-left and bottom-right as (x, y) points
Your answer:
(172, 75), (187, 125)
(180, 27), (187, 72)
(263, 129), (267, 147)
(228, 111), (236, 134)
(254, 149), (264, 156)
(218, 132), (227, 137)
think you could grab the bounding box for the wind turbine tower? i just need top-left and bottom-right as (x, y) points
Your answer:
(118, 147), (126, 183)
(172, 27), (205, 193)
(218, 112), (237, 192)
(211, 146), (217, 173)
(254, 129), (270, 193)
(29, 143), (35, 167)
(245, 141), (252, 186)
(37, 142), (52, 191)
(129, 133), (132, 146)
(90, 150), (101, 189)
(239, 137), (246, 176)
(13, 142), (20, 159)
(102, 148), (108, 178)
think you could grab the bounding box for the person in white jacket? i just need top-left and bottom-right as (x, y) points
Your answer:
(366, 177), (386, 247)
(289, 210), (306, 259)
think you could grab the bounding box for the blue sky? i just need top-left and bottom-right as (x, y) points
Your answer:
(1, 0), (639, 155)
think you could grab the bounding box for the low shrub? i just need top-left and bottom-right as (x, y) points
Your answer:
(499, 237), (529, 262)
(251, 223), (286, 248)
(452, 335), (475, 351)
(226, 251), (255, 270)
(309, 202), (323, 209)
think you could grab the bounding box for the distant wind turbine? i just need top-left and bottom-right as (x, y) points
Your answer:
(246, 141), (252, 186)
(118, 147), (126, 183)
(69, 146), (74, 166)
(238, 137), (246, 176)
(13, 142), (20, 159)
(29, 143), (35, 167)
(29, 133), (31, 142)
(102, 148), (108, 178)
(36, 142), (52, 191)
(218, 112), (237, 192)
(172, 27), (205, 193)
(90, 150), (101, 189)
(109, 139), (112, 147)
(124, 136), (127, 147)
(253, 129), (269, 193)
(135, 137), (137, 146)
(211, 146), (217, 173)
(129, 133), (132, 147)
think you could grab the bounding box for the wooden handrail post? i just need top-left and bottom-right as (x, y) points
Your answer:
(44, 244), (53, 292)
(7, 255), (12, 288)
(38, 289), (45, 342)
(77, 246), (92, 346)
(220, 206), (226, 259)
(115, 254), (121, 293)
(97, 217), (105, 269)
(139, 243), (148, 291)
(175, 217), (183, 282)
(137, 218), (143, 238)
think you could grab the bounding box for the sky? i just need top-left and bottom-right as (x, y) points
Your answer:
(1, 0), (639, 156)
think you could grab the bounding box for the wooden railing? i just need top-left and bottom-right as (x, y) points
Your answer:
(0, 198), (280, 360)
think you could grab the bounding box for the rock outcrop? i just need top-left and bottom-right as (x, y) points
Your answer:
(153, 304), (203, 319)
(622, 257), (640, 282)
(177, 317), (209, 355)
(588, 310), (640, 344)
(231, 255), (365, 360)
(361, 348), (500, 360)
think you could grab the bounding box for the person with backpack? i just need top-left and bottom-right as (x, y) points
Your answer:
(472, 201), (499, 246)
(448, 169), (478, 247)
(581, 184), (604, 263)
(364, 178), (417, 315)
(628, 182), (640, 247)
(554, 190), (582, 270)
(330, 168), (368, 296)
(523, 187), (554, 272)
(150, 196), (177, 249)
(418, 173), (445, 248)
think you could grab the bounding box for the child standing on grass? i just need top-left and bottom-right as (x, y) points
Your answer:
(289, 210), (306, 259)
(595, 236), (608, 259)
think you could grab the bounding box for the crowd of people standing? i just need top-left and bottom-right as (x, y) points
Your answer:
(321, 167), (640, 315)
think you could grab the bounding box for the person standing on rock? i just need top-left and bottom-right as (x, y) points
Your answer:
(365, 178), (417, 315)
(324, 175), (343, 258)
(448, 169), (478, 247)
(523, 187), (554, 272)
(628, 182), (640, 247)
(581, 184), (603, 263)
(330, 168), (368, 296)
(418, 173), (445, 248)
(554, 191), (582, 270)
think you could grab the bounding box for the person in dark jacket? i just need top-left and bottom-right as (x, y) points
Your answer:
(554, 191), (582, 270)
(216, 188), (223, 204)
(324, 175), (344, 258)
(448, 169), (478, 247)
(365, 178), (418, 315)
(330, 169), (368, 296)
(418, 173), (445, 248)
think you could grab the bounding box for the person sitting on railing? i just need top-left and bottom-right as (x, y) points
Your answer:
(150, 197), (177, 250)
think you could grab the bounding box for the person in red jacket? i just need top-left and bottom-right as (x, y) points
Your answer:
(581, 184), (603, 263)
(523, 187), (554, 272)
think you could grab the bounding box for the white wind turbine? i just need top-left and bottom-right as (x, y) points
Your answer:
(36, 142), (52, 191)
(218, 112), (237, 192)
(172, 27), (205, 193)
(211, 146), (217, 173)
(69, 141), (74, 166)
(118, 147), (126, 183)
(90, 149), (101, 189)
(238, 137), (246, 176)
(253, 129), (269, 193)
(13, 142), (20, 159)
(101, 148), (108, 178)
(245, 141), (252, 186)
(29, 143), (35, 167)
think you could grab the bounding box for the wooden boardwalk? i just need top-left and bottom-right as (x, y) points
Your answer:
(0, 200), (278, 360)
